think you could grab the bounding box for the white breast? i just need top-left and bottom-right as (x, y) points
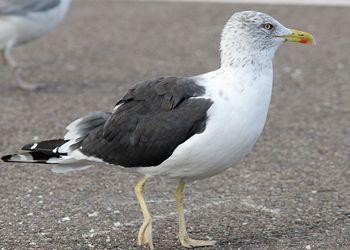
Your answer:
(0, 0), (71, 49)
(139, 67), (273, 181)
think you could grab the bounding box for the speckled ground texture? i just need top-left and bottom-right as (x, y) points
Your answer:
(0, 1), (349, 249)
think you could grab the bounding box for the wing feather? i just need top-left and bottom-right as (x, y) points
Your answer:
(81, 77), (212, 168)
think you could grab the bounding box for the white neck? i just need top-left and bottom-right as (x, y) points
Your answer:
(220, 45), (277, 69)
(218, 51), (274, 89)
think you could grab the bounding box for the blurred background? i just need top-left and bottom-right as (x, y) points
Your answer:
(0, 0), (349, 249)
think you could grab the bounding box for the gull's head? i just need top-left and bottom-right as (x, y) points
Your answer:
(220, 11), (315, 67)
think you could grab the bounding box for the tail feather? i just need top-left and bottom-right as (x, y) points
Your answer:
(60, 112), (111, 154)
(2, 152), (59, 164)
(2, 112), (111, 173)
(64, 112), (111, 140)
(52, 161), (93, 173)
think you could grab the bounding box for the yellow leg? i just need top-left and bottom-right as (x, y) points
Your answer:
(135, 176), (154, 249)
(174, 180), (216, 248)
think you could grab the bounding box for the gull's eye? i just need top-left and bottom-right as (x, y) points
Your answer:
(263, 23), (274, 30)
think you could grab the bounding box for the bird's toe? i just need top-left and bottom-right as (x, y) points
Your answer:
(16, 80), (48, 91)
(180, 236), (216, 248)
(137, 219), (154, 249)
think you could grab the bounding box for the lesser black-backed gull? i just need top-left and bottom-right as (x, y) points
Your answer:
(2, 11), (315, 249)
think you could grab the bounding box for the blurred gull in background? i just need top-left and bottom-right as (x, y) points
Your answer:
(0, 0), (71, 90)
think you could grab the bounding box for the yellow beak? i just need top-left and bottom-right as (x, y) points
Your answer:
(279, 29), (316, 45)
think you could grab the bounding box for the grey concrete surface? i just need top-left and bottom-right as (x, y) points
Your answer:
(0, 1), (349, 249)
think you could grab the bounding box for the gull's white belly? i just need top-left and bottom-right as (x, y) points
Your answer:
(0, 0), (70, 49)
(139, 77), (273, 181)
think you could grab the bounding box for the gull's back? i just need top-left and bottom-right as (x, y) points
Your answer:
(0, 0), (61, 16)
(0, 0), (71, 48)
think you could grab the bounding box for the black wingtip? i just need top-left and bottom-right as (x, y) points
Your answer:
(1, 155), (13, 162)
(22, 143), (34, 151)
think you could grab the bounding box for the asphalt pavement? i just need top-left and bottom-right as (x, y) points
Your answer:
(0, 1), (349, 249)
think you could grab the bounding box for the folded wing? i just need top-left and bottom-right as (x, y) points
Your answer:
(81, 76), (213, 168)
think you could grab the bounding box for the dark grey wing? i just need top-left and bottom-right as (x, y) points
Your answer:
(0, 0), (60, 15)
(81, 77), (213, 168)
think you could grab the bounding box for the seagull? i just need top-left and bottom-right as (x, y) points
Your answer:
(0, 0), (71, 90)
(2, 11), (315, 249)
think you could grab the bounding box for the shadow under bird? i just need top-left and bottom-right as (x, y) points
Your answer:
(0, 0), (71, 90)
(2, 11), (315, 249)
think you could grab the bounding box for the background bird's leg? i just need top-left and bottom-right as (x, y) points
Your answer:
(0, 49), (6, 64)
(174, 179), (216, 248)
(135, 176), (154, 249)
(3, 46), (44, 91)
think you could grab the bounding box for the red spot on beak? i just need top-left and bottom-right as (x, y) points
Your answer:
(300, 38), (308, 44)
